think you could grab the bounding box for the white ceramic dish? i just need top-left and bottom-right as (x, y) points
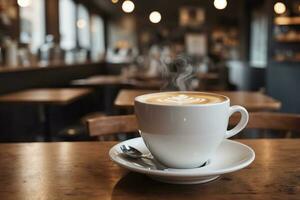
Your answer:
(109, 137), (255, 184)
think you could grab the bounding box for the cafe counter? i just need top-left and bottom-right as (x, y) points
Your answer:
(0, 62), (105, 94)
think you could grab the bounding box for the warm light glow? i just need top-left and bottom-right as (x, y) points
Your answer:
(122, 0), (135, 13)
(111, 0), (119, 3)
(274, 2), (286, 14)
(214, 0), (227, 10)
(149, 11), (161, 23)
(77, 19), (86, 29)
(17, 0), (31, 7)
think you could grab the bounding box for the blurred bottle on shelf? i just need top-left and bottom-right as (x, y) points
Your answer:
(3, 38), (18, 67)
(75, 48), (88, 64)
(38, 35), (64, 65)
(18, 43), (31, 67)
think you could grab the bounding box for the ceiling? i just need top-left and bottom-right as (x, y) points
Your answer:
(90, 0), (118, 15)
(90, 0), (264, 29)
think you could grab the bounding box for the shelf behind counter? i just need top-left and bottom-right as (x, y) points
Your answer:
(0, 62), (106, 95)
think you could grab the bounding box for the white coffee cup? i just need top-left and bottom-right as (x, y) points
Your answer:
(135, 91), (249, 169)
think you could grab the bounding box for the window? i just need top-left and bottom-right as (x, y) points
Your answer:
(19, 0), (45, 53)
(77, 4), (90, 49)
(250, 9), (268, 68)
(59, 0), (76, 50)
(91, 15), (105, 61)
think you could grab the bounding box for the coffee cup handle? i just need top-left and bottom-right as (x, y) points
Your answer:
(225, 105), (249, 138)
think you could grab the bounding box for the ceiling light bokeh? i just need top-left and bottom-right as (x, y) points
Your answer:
(214, 0), (227, 10)
(17, 0), (31, 7)
(122, 0), (135, 13)
(111, 0), (119, 4)
(274, 2), (286, 14)
(149, 11), (161, 23)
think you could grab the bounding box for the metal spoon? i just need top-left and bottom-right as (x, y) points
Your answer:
(120, 145), (167, 170)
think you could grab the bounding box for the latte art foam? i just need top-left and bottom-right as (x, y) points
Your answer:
(143, 92), (227, 105)
(156, 94), (205, 105)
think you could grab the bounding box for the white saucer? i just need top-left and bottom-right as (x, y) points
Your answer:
(109, 137), (255, 184)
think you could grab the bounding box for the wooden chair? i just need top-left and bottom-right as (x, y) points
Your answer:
(87, 115), (138, 137)
(87, 112), (300, 138)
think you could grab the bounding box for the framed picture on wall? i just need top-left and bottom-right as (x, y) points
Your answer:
(185, 33), (207, 56)
(179, 7), (205, 28)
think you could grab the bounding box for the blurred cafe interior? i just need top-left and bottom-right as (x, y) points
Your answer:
(0, 0), (299, 143)
(2, 0), (300, 199)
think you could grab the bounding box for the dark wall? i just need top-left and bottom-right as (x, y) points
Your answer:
(267, 62), (300, 113)
(266, 0), (300, 113)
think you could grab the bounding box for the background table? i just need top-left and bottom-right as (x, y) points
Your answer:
(0, 88), (92, 105)
(71, 75), (125, 86)
(71, 75), (163, 89)
(114, 89), (282, 111)
(0, 139), (299, 199)
(0, 88), (92, 140)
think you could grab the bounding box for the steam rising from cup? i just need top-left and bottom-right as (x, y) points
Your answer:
(160, 55), (196, 91)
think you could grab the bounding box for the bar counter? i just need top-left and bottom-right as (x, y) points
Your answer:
(0, 62), (105, 94)
(0, 61), (105, 74)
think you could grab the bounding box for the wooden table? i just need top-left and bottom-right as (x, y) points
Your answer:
(0, 88), (92, 105)
(196, 72), (219, 80)
(0, 139), (299, 199)
(71, 75), (163, 89)
(71, 73), (219, 90)
(114, 89), (282, 111)
(0, 88), (92, 140)
(128, 72), (219, 81)
(71, 75), (124, 86)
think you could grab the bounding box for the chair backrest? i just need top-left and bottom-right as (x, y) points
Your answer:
(87, 115), (137, 136)
(87, 112), (300, 136)
(230, 112), (300, 132)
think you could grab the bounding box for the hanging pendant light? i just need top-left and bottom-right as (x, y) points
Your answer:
(214, 0), (227, 10)
(149, 11), (162, 23)
(274, 2), (286, 14)
(122, 0), (135, 13)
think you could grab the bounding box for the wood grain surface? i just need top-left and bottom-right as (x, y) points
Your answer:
(0, 139), (299, 199)
(87, 114), (138, 136)
(114, 89), (282, 111)
(71, 75), (124, 86)
(0, 88), (92, 105)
